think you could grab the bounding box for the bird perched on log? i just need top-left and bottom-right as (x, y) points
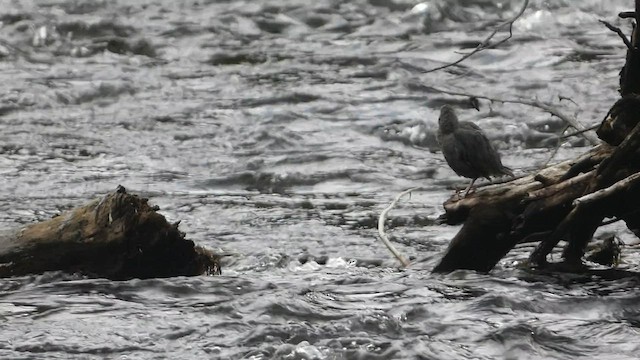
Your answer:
(437, 105), (513, 196)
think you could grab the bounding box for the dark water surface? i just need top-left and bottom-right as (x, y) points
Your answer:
(1, 0), (640, 358)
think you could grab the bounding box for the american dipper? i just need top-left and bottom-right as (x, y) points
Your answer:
(437, 105), (513, 196)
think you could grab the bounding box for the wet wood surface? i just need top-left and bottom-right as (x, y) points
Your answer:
(0, 186), (220, 279)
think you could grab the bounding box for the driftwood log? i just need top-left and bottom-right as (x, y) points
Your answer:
(434, 3), (640, 273)
(0, 186), (220, 279)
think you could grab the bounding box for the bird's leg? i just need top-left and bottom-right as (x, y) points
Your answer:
(463, 178), (477, 197)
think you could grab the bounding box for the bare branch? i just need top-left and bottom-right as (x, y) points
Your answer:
(541, 124), (569, 168)
(526, 170), (594, 201)
(422, 0), (529, 74)
(377, 188), (417, 267)
(619, 11), (635, 19)
(541, 122), (599, 171)
(560, 124), (600, 140)
(418, 84), (600, 145)
(574, 172), (640, 206)
(538, 122), (597, 169)
(558, 95), (578, 106)
(599, 20), (632, 49)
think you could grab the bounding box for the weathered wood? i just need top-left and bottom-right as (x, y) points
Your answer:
(575, 172), (640, 206)
(433, 123), (640, 273)
(0, 186), (220, 279)
(434, 129), (640, 272)
(433, 146), (614, 272)
(433, 204), (517, 273)
(618, 0), (640, 95)
(433, 2), (640, 273)
(439, 145), (611, 226)
(597, 95), (640, 145)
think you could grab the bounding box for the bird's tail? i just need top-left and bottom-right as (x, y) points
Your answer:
(501, 166), (514, 177)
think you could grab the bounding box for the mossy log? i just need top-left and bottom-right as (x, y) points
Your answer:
(0, 186), (220, 279)
(433, 2), (640, 273)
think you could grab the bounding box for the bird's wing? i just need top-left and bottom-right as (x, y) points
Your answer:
(454, 125), (503, 179)
(440, 134), (476, 178)
(459, 121), (482, 131)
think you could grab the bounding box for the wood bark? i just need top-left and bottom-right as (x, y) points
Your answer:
(0, 186), (220, 279)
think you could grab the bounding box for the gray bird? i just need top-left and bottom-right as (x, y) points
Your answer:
(437, 105), (513, 196)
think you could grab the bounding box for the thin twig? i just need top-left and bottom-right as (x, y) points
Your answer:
(377, 188), (418, 267)
(541, 124), (569, 167)
(599, 20), (633, 49)
(417, 84), (600, 145)
(541, 123), (599, 167)
(422, 0), (529, 74)
(541, 122), (599, 167)
(560, 124), (600, 139)
(558, 95), (578, 106)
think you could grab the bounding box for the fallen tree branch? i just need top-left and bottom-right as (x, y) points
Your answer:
(377, 188), (416, 267)
(422, 0), (529, 74)
(526, 170), (594, 201)
(528, 202), (602, 266)
(430, 1), (640, 273)
(434, 145), (614, 272)
(574, 172), (640, 206)
(525, 120), (640, 265)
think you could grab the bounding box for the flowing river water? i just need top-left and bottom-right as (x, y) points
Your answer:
(1, 0), (640, 359)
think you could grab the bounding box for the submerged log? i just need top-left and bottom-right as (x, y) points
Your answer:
(0, 186), (220, 279)
(434, 2), (640, 273)
(433, 145), (614, 272)
(434, 125), (640, 272)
